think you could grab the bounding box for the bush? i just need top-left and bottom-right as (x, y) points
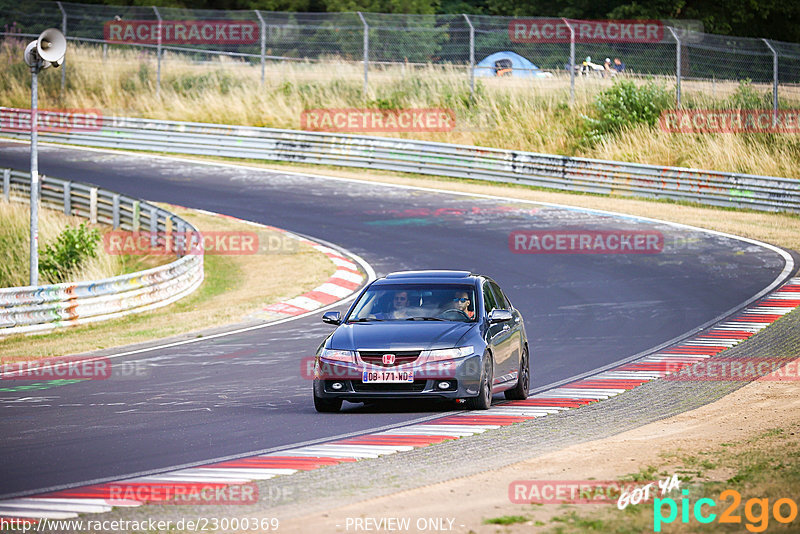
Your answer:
(39, 222), (100, 284)
(582, 79), (673, 145)
(727, 79), (771, 110)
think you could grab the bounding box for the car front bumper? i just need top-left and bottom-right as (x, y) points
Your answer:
(313, 354), (483, 402)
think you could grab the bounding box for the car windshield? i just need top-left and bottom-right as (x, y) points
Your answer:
(347, 284), (477, 323)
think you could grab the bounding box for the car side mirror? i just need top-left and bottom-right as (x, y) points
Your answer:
(488, 309), (513, 324)
(322, 311), (341, 325)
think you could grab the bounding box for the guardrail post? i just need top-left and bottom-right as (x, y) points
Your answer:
(463, 14), (475, 99)
(255, 10), (266, 86)
(2, 169), (9, 202)
(176, 220), (185, 257)
(132, 200), (140, 231)
(357, 12), (368, 98)
(56, 1), (67, 96)
(63, 181), (71, 215)
(153, 6), (162, 97)
(762, 39), (779, 126)
(89, 187), (98, 224)
(112, 193), (120, 229)
(667, 27), (682, 108)
(149, 206), (158, 249)
(563, 18), (575, 106)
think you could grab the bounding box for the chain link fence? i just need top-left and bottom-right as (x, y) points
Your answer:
(2, 0), (799, 105)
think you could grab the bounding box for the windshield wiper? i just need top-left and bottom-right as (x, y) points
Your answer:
(405, 316), (445, 321)
(348, 317), (385, 323)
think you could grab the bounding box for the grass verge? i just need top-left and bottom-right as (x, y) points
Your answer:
(540, 422), (800, 533)
(0, 204), (337, 362)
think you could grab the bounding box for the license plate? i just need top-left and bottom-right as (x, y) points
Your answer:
(362, 370), (414, 383)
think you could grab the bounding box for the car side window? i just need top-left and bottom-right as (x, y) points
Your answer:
(482, 282), (498, 313)
(489, 281), (509, 309)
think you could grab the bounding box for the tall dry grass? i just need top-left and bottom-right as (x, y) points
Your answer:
(0, 200), (140, 288)
(1, 40), (799, 178)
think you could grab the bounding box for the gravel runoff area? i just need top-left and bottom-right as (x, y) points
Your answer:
(70, 293), (800, 533)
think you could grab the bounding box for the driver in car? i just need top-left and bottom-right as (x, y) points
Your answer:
(451, 290), (474, 319)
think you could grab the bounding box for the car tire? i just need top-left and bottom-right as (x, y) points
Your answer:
(504, 346), (529, 401)
(313, 391), (342, 413)
(467, 354), (493, 410)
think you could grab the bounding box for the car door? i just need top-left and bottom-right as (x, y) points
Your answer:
(483, 281), (514, 385)
(490, 280), (524, 381)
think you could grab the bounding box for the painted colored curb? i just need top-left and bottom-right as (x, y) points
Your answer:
(2, 276), (797, 524)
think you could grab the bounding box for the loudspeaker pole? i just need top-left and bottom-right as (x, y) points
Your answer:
(29, 62), (40, 286)
(23, 29), (66, 286)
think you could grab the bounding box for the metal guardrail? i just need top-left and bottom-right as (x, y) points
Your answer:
(0, 168), (204, 336)
(1, 109), (798, 213)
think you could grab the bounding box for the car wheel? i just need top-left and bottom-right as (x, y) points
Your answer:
(313, 391), (342, 413)
(467, 354), (493, 410)
(504, 346), (529, 400)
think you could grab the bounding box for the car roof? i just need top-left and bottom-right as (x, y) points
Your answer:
(373, 270), (481, 286)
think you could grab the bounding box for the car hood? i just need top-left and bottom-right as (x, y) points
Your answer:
(329, 322), (477, 351)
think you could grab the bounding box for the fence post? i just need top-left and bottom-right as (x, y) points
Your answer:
(357, 11), (368, 98)
(112, 193), (120, 229)
(56, 1), (67, 96)
(762, 39), (779, 126)
(153, 6), (162, 97)
(89, 187), (98, 224)
(563, 18), (575, 106)
(667, 26), (681, 108)
(63, 181), (71, 215)
(149, 206), (158, 249)
(132, 200), (140, 231)
(463, 14), (475, 98)
(2, 169), (9, 202)
(255, 10), (266, 86)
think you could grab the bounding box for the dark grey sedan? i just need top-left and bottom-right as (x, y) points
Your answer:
(312, 270), (530, 412)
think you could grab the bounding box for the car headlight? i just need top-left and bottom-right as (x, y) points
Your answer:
(421, 346), (474, 362)
(320, 348), (356, 363)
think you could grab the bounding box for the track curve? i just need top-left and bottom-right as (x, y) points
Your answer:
(0, 142), (789, 498)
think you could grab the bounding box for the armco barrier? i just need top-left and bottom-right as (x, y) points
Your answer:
(0, 168), (204, 335)
(1, 109), (798, 212)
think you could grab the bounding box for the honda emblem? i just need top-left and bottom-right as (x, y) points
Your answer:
(382, 353), (396, 365)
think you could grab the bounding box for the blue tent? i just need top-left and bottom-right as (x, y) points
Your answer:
(474, 51), (552, 78)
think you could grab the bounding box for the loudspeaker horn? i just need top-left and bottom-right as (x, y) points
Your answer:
(37, 28), (66, 67)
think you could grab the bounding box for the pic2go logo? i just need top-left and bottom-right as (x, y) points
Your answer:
(654, 489), (798, 532)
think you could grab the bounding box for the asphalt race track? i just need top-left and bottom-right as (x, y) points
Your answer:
(0, 142), (789, 498)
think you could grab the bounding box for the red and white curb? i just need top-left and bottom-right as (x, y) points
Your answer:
(191, 208), (366, 322)
(2, 277), (798, 524)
